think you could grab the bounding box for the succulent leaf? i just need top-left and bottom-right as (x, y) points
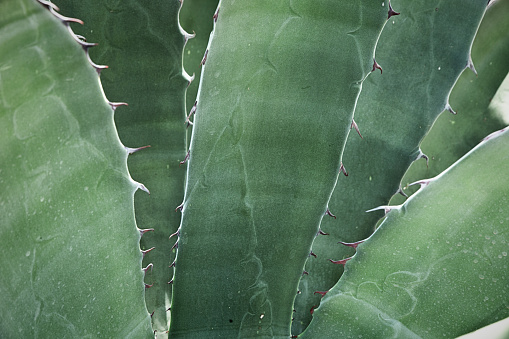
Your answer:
(51, 0), (189, 333)
(303, 125), (509, 338)
(0, 0), (152, 336)
(169, 1), (388, 337)
(294, 0), (488, 332)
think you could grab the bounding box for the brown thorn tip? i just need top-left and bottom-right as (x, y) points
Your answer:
(200, 50), (209, 66)
(329, 257), (352, 266)
(109, 102), (128, 111)
(180, 150), (190, 166)
(372, 58), (383, 74)
(213, 7), (220, 22)
(143, 263), (153, 273)
(302, 270), (309, 276)
(169, 260), (176, 268)
(351, 119), (363, 139)
(168, 279), (174, 285)
(340, 162), (348, 176)
(318, 228), (329, 236)
(145, 283), (153, 289)
(142, 247), (155, 257)
(167, 307), (171, 311)
(310, 251), (317, 258)
(325, 208), (337, 219)
(314, 291), (328, 297)
(150, 311), (155, 318)
(387, 1), (400, 19)
(338, 240), (364, 249)
(139, 228), (154, 236)
(169, 229), (180, 239)
(445, 103), (456, 115)
(171, 241), (178, 250)
(175, 203), (184, 212)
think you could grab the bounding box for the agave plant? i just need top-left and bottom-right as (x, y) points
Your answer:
(1, 0), (508, 338)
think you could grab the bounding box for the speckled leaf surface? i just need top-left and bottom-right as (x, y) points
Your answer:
(393, 0), (509, 203)
(293, 0), (488, 333)
(170, 1), (388, 337)
(52, 0), (189, 334)
(303, 126), (509, 338)
(0, 0), (152, 337)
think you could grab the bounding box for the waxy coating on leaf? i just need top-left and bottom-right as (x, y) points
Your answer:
(169, 1), (388, 337)
(293, 0), (489, 333)
(0, 0), (152, 336)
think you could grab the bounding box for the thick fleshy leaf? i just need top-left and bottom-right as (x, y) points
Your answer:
(170, 1), (389, 337)
(294, 0), (488, 333)
(302, 126), (509, 338)
(393, 0), (509, 203)
(52, 0), (189, 334)
(0, 0), (152, 337)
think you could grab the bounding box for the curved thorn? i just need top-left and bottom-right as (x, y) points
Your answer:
(145, 283), (153, 289)
(169, 228), (180, 239)
(329, 257), (353, 266)
(168, 279), (174, 285)
(200, 49), (209, 66)
(338, 240), (364, 249)
(445, 103), (457, 115)
(397, 186), (408, 198)
(175, 202), (184, 212)
(302, 270), (309, 276)
(142, 263), (153, 273)
(169, 260), (176, 268)
(325, 208), (336, 219)
(171, 241), (178, 251)
(86, 50), (108, 75)
(310, 251), (317, 258)
(366, 205), (400, 214)
(467, 55), (477, 76)
(387, 0), (400, 19)
(314, 290), (328, 297)
(137, 183), (150, 195)
(317, 228), (329, 236)
(213, 6), (220, 22)
(49, 6), (84, 25)
(339, 162), (348, 176)
(142, 247), (155, 257)
(139, 228), (154, 237)
(37, 0), (60, 11)
(126, 145), (151, 154)
(180, 150), (190, 166)
(372, 58), (382, 74)
(409, 179), (432, 188)
(109, 101), (128, 111)
(351, 119), (363, 139)
(417, 149), (429, 168)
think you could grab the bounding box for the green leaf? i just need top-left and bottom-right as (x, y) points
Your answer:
(294, 0), (488, 332)
(170, 1), (388, 337)
(0, 0), (151, 336)
(393, 0), (509, 204)
(302, 125), (509, 338)
(52, 0), (189, 333)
